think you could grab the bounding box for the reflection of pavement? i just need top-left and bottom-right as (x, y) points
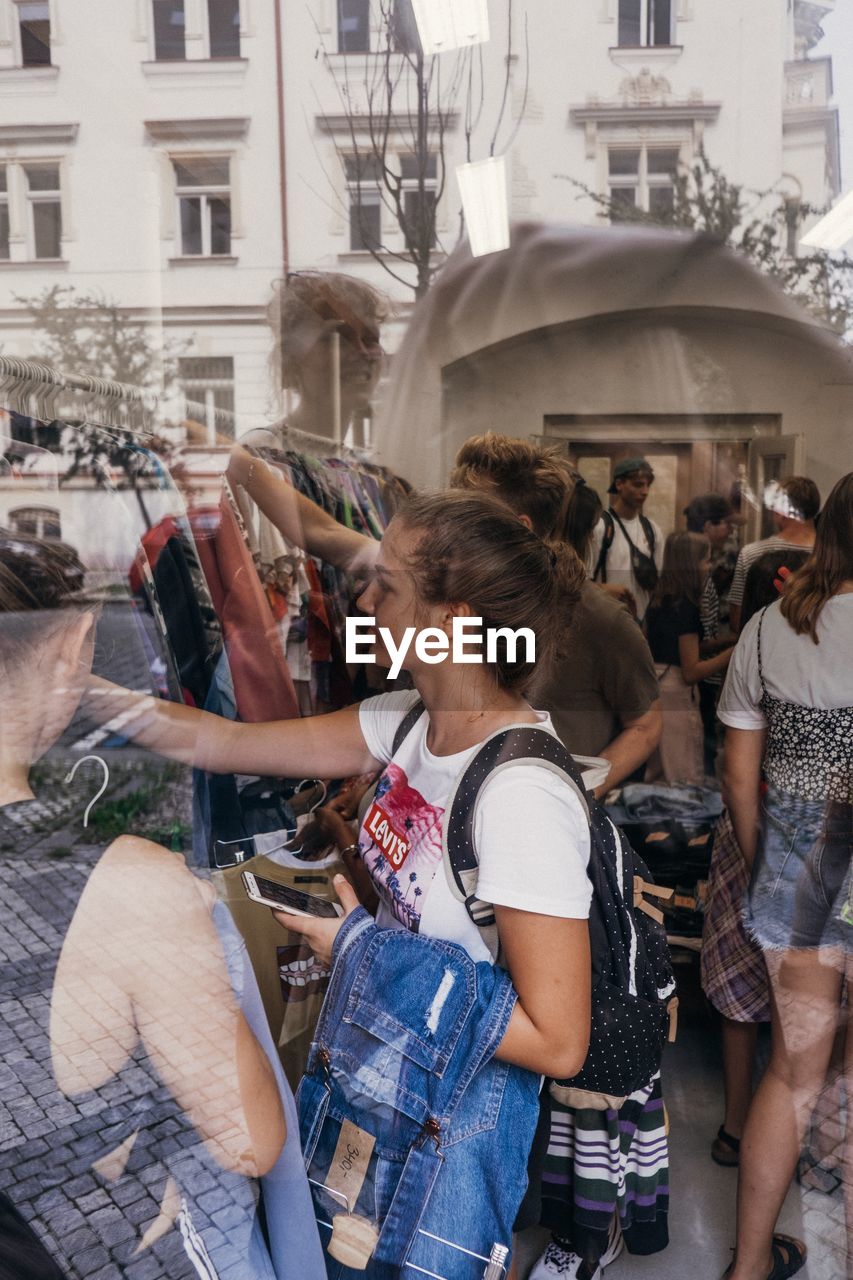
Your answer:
(0, 845), (262, 1280)
(0, 598), (228, 1277)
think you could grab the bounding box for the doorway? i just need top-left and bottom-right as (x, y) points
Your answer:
(541, 414), (793, 540)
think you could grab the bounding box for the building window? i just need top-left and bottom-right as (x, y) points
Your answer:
(17, 2), (51, 66)
(338, 0), (370, 53)
(345, 155), (382, 251)
(174, 157), (231, 256)
(8, 505), (62, 539)
(153, 0), (186, 60)
(25, 164), (62, 259)
(400, 153), (437, 248)
(608, 146), (678, 221)
(179, 357), (235, 438)
(617, 0), (673, 47)
(207, 0), (240, 57)
(0, 168), (9, 260)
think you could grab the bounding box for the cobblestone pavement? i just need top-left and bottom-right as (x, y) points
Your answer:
(0, 599), (264, 1278)
(0, 837), (271, 1280)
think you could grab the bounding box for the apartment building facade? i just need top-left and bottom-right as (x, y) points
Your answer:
(0, 0), (287, 435)
(0, 0), (844, 465)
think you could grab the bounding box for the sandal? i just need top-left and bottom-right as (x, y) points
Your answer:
(711, 1125), (741, 1167)
(721, 1235), (807, 1280)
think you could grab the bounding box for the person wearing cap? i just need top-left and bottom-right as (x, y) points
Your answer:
(685, 494), (739, 776)
(728, 476), (820, 634)
(589, 459), (664, 623)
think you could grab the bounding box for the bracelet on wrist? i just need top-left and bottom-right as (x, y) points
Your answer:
(339, 842), (360, 859)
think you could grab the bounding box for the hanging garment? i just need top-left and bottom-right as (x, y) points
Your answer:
(298, 907), (540, 1278)
(539, 1076), (669, 1260)
(192, 496), (299, 723)
(216, 851), (346, 1092)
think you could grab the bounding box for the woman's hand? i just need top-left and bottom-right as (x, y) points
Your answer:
(274, 875), (361, 967)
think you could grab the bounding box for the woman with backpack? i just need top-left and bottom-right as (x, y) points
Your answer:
(93, 490), (604, 1273)
(718, 473), (853, 1280)
(644, 531), (734, 786)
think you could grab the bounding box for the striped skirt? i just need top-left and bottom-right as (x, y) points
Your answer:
(539, 1075), (669, 1259)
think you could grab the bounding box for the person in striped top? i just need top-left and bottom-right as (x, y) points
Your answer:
(728, 476), (820, 633)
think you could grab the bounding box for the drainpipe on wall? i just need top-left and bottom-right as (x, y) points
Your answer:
(273, 0), (290, 402)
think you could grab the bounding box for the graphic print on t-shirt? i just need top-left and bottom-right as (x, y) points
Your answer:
(359, 763), (444, 931)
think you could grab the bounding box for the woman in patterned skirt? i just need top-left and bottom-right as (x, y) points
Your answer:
(718, 473), (853, 1280)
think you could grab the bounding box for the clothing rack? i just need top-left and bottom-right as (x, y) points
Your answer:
(0, 356), (157, 435)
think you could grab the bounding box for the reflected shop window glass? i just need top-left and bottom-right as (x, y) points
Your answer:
(0, 4), (852, 1280)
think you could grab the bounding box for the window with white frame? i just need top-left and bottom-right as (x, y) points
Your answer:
(207, 0), (240, 57)
(0, 168), (9, 260)
(16, 2), (51, 66)
(25, 164), (62, 258)
(173, 157), (232, 257)
(608, 146), (679, 221)
(617, 0), (673, 47)
(338, 0), (370, 53)
(179, 356), (235, 437)
(400, 153), (437, 248)
(345, 155), (382, 251)
(152, 0), (186, 60)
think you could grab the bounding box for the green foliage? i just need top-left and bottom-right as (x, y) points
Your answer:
(559, 149), (853, 334)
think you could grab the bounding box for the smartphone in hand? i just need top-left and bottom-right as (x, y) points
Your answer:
(242, 871), (343, 919)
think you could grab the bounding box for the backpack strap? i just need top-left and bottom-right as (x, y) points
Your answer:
(756, 606), (769, 697)
(593, 511), (615, 583)
(391, 697), (426, 754)
(442, 725), (591, 929)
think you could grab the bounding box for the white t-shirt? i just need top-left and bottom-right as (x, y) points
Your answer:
(718, 595), (853, 731)
(587, 512), (664, 622)
(358, 690), (596, 964)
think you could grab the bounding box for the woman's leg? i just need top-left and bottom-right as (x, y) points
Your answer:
(843, 992), (853, 1280)
(726, 947), (843, 1280)
(721, 1016), (759, 1142)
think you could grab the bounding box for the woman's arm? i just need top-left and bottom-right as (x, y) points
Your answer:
(51, 837), (286, 1177)
(492, 910), (591, 1077)
(81, 678), (380, 779)
(723, 727), (767, 868)
(678, 632), (733, 685)
(228, 445), (378, 574)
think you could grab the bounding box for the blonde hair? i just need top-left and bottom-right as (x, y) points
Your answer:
(267, 271), (392, 391)
(450, 433), (575, 539)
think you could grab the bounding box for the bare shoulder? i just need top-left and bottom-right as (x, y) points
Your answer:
(92, 836), (203, 901)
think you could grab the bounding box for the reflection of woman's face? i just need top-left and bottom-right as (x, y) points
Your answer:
(298, 316), (383, 409)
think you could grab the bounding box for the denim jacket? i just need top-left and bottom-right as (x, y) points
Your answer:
(297, 908), (540, 1278)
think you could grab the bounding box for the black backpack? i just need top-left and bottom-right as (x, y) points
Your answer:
(392, 704), (677, 1104)
(594, 509), (659, 595)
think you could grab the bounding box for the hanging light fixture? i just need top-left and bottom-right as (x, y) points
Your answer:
(409, 0), (490, 55)
(456, 156), (510, 257)
(799, 190), (853, 253)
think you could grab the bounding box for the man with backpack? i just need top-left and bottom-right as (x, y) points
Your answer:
(590, 458), (664, 624)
